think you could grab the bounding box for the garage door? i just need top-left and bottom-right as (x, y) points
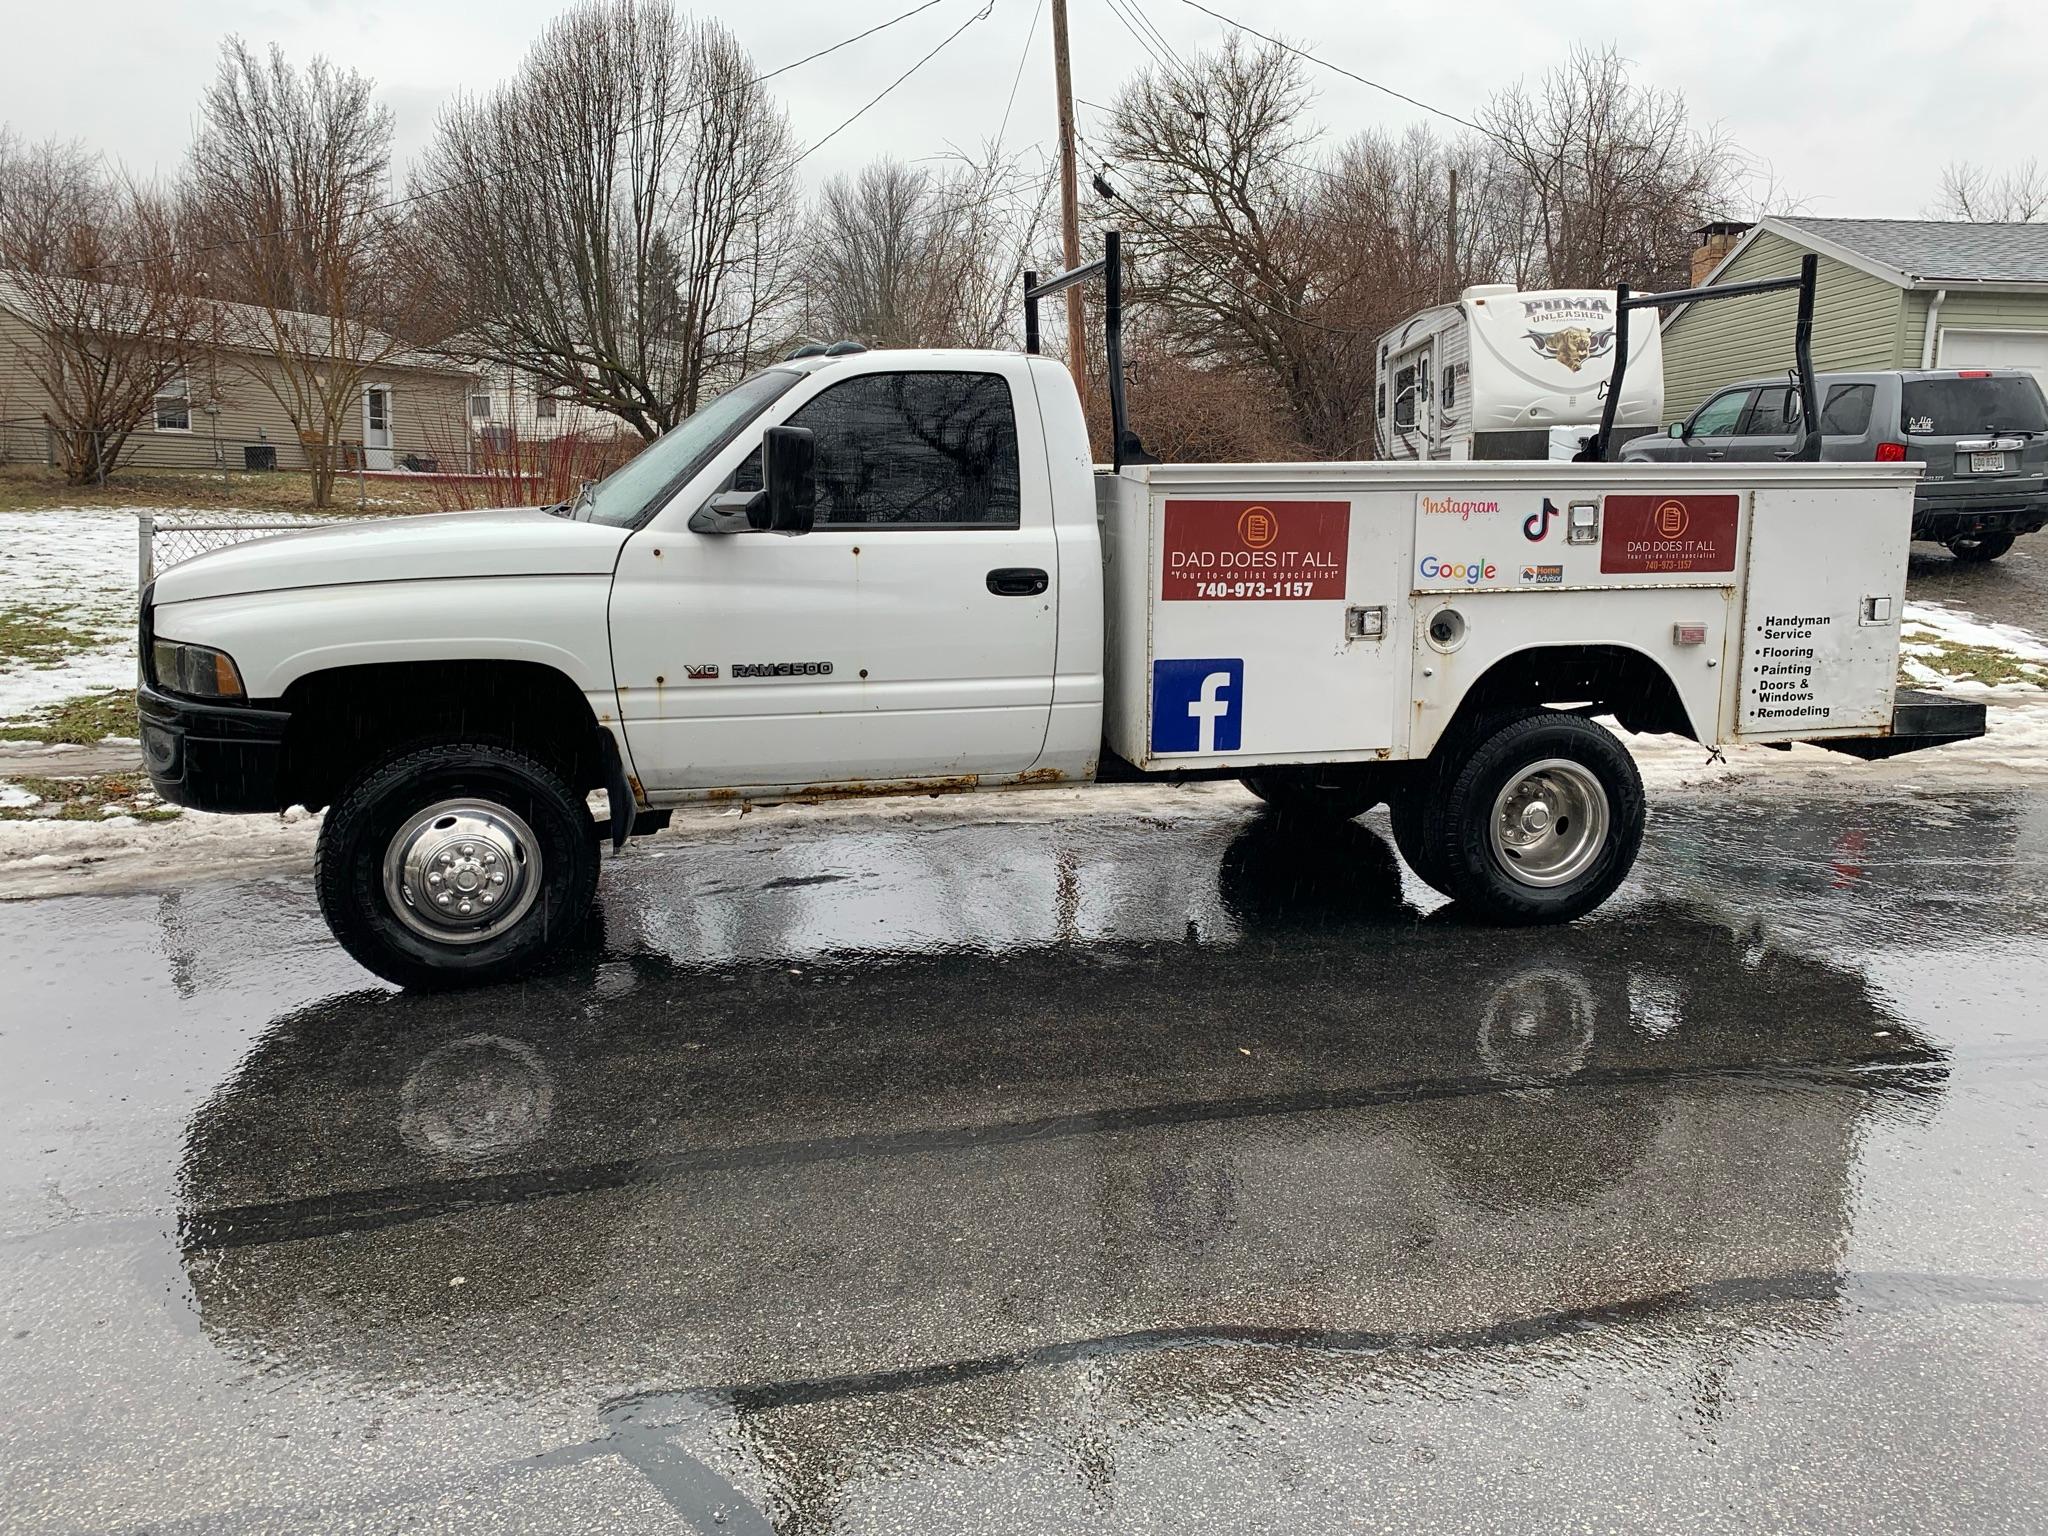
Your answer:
(1937, 328), (2048, 390)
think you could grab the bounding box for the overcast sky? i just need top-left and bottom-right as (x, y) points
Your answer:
(4, 0), (2042, 224)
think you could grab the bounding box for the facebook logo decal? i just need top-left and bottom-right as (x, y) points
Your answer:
(1151, 658), (1245, 754)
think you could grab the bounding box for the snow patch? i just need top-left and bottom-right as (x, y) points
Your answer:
(0, 508), (143, 719)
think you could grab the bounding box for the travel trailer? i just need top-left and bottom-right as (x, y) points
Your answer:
(1377, 285), (1664, 460)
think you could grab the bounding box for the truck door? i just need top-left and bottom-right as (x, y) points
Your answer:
(609, 366), (1061, 792)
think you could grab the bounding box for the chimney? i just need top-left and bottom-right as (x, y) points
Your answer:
(1691, 221), (1754, 288)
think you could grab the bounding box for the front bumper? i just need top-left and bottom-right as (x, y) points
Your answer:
(139, 684), (292, 812)
(1815, 689), (1987, 762)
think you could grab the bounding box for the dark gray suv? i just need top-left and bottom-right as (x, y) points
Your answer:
(1623, 369), (2048, 561)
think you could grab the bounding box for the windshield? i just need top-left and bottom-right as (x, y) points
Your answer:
(1900, 375), (2048, 437)
(583, 369), (802, 527)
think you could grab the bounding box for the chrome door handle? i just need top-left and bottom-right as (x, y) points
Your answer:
(987, 567), (1049, 596)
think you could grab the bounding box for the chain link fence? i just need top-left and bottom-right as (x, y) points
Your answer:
(138, 509), (402, 590)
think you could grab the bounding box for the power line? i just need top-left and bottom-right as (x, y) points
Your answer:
(1102, 0), (1176, 79)
(81, 0), (958, 276)
(795, 1), (995, 165)
(1172, 0), (1497, 143)
(1119, 0), (1191, 79)
(994, 0), (1047, 153)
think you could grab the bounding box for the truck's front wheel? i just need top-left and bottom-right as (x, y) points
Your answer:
(315, 742), (600, 989)
(1407, 711), (1644, 924)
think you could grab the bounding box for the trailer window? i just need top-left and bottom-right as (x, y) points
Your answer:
(1819, 383), (1875, 435)
(1901, 375), (2048, 436)
(1393, 366), (1418, 428)
(785, 370), (1022, 528)
(1442, 365), (1458, 410)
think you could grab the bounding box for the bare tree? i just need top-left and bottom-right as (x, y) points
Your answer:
(803, 154), (1051, 349)
(411, 0), (799, 440)
(0, 136), (218, 484)
(1476, 45), (1739, 290)
(1929, 159), (2048, 222)
(184, 38), (417, 507)
(1102, 36), (1382, 457)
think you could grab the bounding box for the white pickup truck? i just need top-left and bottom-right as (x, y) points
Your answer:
(139, 316), (1983, 986)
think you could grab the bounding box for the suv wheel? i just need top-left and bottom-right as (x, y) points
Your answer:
(315, 742), (600, 989)
(1948, 530), (2015, 563)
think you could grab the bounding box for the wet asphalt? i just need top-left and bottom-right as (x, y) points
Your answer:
(1908, 534), (2048, 630)
(4, 785), (2048, 1534)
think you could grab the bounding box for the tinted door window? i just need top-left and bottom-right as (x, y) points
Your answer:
(1901, 375), (2048, 436)
(1689, 389), (1752, 438)
(1393, 365), (1418, 427)
(786, 372), (1022, 528)
(1820, 383), (1875, 435)
(1741, 386), (1801, 436)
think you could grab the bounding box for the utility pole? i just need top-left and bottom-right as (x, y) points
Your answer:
(1050, 0), (1090, 423)
(1443, 167), (1459, 303)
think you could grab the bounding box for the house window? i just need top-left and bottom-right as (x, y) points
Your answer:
(535, 394), (559, 420)
(470, 393), (494, 420)
(154, 379), (191, 433)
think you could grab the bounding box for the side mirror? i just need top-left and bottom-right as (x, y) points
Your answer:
(1668, 421), (1686, 439)
(763, 425), (816, 535)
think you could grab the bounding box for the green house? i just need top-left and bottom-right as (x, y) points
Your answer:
(1660, 216), (2048, 423)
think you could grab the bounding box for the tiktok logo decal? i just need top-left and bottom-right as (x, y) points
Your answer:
(1523, 498), (1561, 542)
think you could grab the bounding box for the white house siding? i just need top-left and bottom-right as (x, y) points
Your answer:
(467, 367), (627, 444)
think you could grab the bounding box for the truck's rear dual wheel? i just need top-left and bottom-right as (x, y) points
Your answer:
(316, 742), (600, 989)
(1238, 766), (1385, 821)
(1393, 710), (1645, 924)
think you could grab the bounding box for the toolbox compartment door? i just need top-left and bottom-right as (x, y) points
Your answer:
(1735, 483), (1912, 740)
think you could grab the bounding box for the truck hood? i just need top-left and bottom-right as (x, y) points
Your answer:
(150, 507), (632, 604)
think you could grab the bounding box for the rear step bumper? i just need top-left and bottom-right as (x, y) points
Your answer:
(1815, 689), (1988, 761)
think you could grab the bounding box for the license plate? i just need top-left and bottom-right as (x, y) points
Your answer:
(1972, 451), (2008, 473)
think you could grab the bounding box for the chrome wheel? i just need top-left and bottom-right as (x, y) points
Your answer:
(1488, 758), (1610, 888)
(381, 799), (541, 946)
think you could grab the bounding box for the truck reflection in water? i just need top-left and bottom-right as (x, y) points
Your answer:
(176, 812), (1947, 1532)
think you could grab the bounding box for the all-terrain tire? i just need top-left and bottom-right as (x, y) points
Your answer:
(1416, 710), (1645, 924)
(1239, 767), (1385, 822)
(315, 742), (600, 989)
(1389, 779), (1451, 895)
(1948, 530), (2015, 563)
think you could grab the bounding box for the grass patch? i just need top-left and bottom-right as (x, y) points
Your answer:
(1902, 638), (2048, 688)
(0, 604), (99, 667)
(0, 771), (177, 822)
(0, 689), (136, 744)
(0, 463), (447, 517)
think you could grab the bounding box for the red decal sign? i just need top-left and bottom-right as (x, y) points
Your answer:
(1161, 499), (1349, 601)
(1601, 494), (1740, 574)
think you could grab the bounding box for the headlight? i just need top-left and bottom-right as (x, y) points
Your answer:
(151, 639), (246, 700)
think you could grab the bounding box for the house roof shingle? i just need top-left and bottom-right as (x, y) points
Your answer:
(1771, 217), (2048, 285)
